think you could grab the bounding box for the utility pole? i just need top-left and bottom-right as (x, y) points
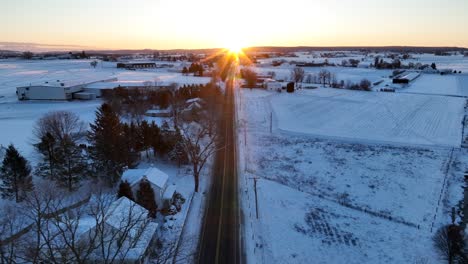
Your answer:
(270, 112), (273, 133)
(249, 176), (260, 219)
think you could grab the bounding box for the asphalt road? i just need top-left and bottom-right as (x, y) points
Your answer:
(197, 78), (242, 264)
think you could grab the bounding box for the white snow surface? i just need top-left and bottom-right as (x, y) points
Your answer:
(267, 88), (464, 147)
(237, 86), (466, 264)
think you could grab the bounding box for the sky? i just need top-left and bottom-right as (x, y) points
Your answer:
(1, 0), (468, 50)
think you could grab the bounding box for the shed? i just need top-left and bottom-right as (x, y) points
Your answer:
(122, 167), (170, 207)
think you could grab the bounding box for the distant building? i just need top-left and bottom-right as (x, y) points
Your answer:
(121, 167), (175, 208)
(145, 108), (173, 118)
(16, 78), (116, 100)
(117, 62), (156, 69)
(392, 72), (421, 84)
(263, 79), (283, 90)
(84, 80), (173, 97)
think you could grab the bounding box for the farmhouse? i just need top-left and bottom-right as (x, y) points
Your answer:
(16, 78), (116, 100)
(121, 167), (176, 208)
(392, 72), (421, 84)
(117, 62), (156, 69)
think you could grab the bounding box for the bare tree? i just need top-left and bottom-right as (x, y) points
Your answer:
(0, 205), (27, 263)
(7, 188), (151, 264)
(180, 120), (218, 192)
(21, 183), (62, 263)
(291, 67), (305, 87)
(90, 60), (98, 68)
(433, 225), (464, 264)
(153, 235), (196, 264)
(318, 69), (331, 86)
(34, 111), (86, 143)
(34, 111), (87, 191)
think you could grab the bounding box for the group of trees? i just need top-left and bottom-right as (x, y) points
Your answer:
(301, 69), (372, 91)
(240, 68), (258, 87)
(182, 63), (204, 76)
(374, 56), (402, 69)
(303, 69), (336, 86)
(341, 59), (360, 67)
(21, 51), (33, 60)
(291, 67), (305, 87)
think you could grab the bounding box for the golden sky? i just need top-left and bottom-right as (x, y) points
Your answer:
(1, 0), (467, 50)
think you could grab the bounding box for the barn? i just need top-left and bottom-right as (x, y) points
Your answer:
(392, 72), (421, 84)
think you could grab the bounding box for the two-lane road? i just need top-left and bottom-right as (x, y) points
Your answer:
(197, 78), (242, 264)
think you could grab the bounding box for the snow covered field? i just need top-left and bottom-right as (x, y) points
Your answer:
(399, 73), (468, 97)
(0, 59), (210, 159)
(0, 59), (210, 99)
(259, 88), (464, 147)
(237, 87), (467, 263)
(256, 179), (438, 264)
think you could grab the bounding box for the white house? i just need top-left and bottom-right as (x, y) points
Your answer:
(121, 167), (175, 208)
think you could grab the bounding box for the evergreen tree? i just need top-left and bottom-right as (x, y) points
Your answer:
(117, 180), (134, 201)
(140, 120), (153, 158)
(169, 129), (189, 167)
(136, 179), (157, 218)
(0, 144), (33, 202)
(88, 104), (134, 186)
(34, 132), (59, 180)
(56, 136), (88, 191)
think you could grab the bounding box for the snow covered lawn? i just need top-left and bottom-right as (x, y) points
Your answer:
(268, 88), (464, 147)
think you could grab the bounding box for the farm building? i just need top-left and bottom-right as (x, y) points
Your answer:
(145, 108), (172, 117)
(263, 79), (283, 90)
(392, 72), (421, 84)
(117, 62), (156, 69)
(84, 80), (173, 97)
(16, 78), (116, 100)
(121, 167), (176, 208)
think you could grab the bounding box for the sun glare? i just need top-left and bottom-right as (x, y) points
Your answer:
(227, 43), (243, 54)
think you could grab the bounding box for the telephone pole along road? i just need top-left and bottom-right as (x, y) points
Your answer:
(197, 71), (242, 264)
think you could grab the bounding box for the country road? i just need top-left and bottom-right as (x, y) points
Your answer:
(197, 77), (243, 264)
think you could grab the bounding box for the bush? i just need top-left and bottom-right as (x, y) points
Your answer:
(359, 79), (372, 91)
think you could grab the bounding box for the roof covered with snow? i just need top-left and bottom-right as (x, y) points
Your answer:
(163, 184), (177, 200)
(105, 197), (149, 237)
(122, 167), (169, 189)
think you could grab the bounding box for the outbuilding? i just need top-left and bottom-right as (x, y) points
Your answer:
(392, 72), (421, 84)
(121, 167), (174, 208)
